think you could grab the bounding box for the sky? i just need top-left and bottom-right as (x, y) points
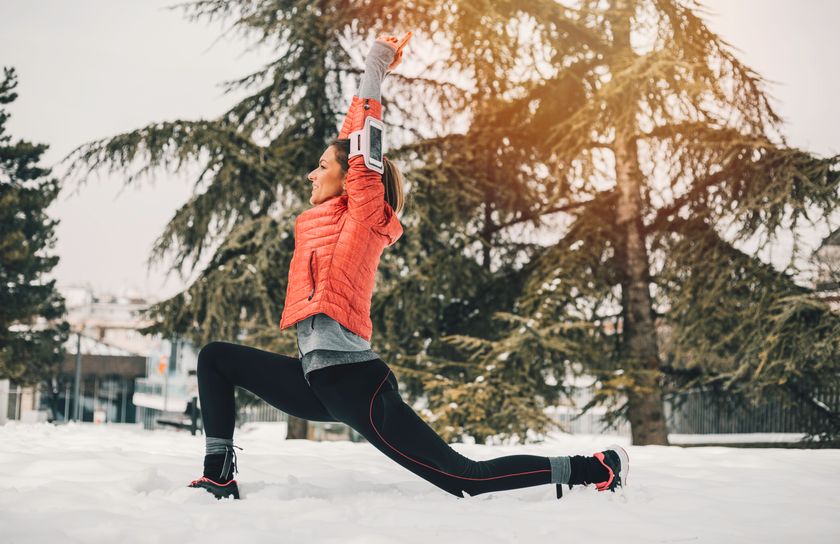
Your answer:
(1, 0), (839, 302)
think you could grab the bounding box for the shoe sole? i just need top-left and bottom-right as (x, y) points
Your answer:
(189, 479), (241, 500)
(604, 443), (629, 490)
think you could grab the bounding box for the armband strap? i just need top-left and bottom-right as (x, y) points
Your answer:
(349, 116), (385, 174)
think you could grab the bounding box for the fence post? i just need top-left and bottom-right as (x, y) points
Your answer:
(0, 379), (8, 424)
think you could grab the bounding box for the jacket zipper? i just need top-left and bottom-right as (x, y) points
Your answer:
(307, 250), (317, 301)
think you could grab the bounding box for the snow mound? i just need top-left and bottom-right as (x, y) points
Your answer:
(1, 421), (838, 543)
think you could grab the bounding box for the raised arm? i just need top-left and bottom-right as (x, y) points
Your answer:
(337, 34), (409, 226)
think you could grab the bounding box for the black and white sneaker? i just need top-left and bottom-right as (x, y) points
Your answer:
(188, 475), (240, 500)
(593, 444), (629, 493)
(188, 444), (243, 500)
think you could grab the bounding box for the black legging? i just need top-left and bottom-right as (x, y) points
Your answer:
(196, 340), (554, 498)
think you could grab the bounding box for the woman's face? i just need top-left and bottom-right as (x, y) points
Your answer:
(307, 145), (346, 206)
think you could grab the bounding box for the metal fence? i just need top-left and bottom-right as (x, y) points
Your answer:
(135, 398), (287, 431)
(6, 383), (22, 421)
(8, 379), (839, 440)
(548, 405), (632, 437)
(235, 402), (364, 442)
(663, 386), (840, 435)
(236, 398), (630, 441)
(237, 402), (287, 426)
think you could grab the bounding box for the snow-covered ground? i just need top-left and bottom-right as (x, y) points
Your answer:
(1, 421), (838, 543)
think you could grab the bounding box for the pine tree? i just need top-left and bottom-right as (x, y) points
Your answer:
(61, 0), (455, 438)
(0, 67), (70, 396)
(414, 0), (840, 445)
(369, 2), (601, 445)
(61, 1), (840, 446)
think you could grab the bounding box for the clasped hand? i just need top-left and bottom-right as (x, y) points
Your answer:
(372, 31), (412, 72)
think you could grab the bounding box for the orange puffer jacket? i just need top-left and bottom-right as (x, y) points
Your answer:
(278, 95), (403, 342)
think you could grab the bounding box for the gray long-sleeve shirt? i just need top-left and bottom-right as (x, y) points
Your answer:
(297, 40), (396, 386)
(297, 313), (380, 386)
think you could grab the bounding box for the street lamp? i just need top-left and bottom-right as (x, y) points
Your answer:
(71, 322), (86, 422)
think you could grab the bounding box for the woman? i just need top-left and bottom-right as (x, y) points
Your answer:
(188, 33), (629, 501)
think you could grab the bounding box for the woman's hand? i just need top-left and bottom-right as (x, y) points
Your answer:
(374, 31), (412, 72)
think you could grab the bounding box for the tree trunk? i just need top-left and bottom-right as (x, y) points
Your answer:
(611, 1), (670, 446)
(286, 414), (308, 439)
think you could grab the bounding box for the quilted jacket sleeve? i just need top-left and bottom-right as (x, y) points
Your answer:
(338, 95), (391, 226)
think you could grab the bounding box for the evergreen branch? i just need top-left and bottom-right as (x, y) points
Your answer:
(60, 119), (295, 276)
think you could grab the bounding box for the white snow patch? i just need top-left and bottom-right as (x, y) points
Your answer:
(1, 421), (838, 543)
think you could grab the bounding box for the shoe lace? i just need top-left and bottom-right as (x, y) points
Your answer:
(220, 444), (244, 481)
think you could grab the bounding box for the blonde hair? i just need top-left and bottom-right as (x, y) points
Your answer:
(331, 138), (404, 216)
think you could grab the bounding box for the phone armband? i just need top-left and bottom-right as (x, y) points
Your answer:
(349, 116), (385, 174)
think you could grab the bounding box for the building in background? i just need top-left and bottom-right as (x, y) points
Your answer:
(56, 333), (146, 423)
(3, 284), (158, 424)
(133, 332), (203, 430)
(62, 284), (156, 355)
(1, 284), (326, 436)
(133, 334), (295, 434)
(59, 283), (207, 429)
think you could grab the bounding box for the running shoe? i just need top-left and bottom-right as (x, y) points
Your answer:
(188, 444), (242, 499)
(188, 475), (240, 500)
(593, 444), (629, 493)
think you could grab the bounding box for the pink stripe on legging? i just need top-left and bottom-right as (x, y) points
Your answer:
(368, 368), (551, 482)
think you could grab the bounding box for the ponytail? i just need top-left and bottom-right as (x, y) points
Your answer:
(331, 138), (404, 217)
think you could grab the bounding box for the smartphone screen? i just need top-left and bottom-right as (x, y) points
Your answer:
(370, 125), (382, 164)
